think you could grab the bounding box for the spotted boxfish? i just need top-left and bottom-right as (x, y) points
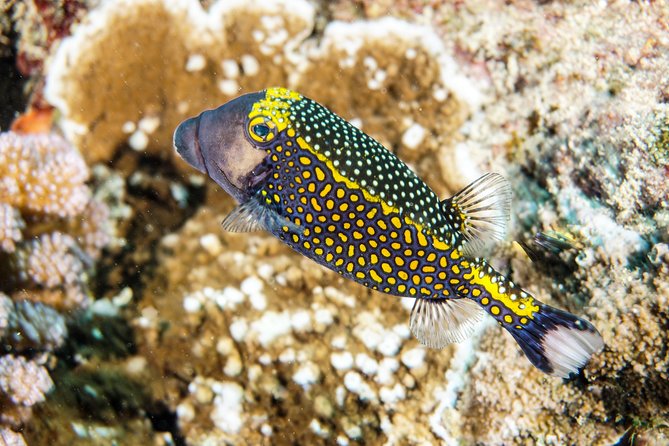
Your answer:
(174, 87), (603, 378)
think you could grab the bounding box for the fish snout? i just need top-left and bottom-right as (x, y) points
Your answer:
(174, 116), (207, 174)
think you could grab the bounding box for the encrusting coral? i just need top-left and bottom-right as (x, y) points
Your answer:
(44, 0), (469, 198)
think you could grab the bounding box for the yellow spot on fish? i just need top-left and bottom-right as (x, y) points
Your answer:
(315, 166), (326, 181)
(490, 305), (500, 315)
(381, 263), (393, 273)
(369, 270), (382, 283)
(416, 231), (428, 247)
(320, 183), (332, 198)
(299, 156), (311, 165)
(398, 271), (409, 280)
(311, 197), (322, 212)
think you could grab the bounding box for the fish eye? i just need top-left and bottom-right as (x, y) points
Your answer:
(253, 124), (270, 137)
(247, 116), (277, 144)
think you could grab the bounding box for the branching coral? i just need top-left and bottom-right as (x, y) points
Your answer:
(0, 130), (110, 310)
(0, 354), (53, 428)
(0, 294), (68, 352)
(0, 204), (24, 253)
(0, 131), (90, 218)
(0, 129), (112, 441)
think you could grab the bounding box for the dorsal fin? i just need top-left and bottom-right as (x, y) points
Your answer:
(221, 196), (301, 234)
(409, 297), (484, 348)
(442, 173), (512, 257)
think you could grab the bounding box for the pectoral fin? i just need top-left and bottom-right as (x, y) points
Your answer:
(221, 197), (301, 234)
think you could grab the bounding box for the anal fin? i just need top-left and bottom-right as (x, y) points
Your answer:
(409, 297), (484, 349)
(443, 173), (512, 257)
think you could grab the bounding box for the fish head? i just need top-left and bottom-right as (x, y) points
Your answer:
(173, 91), (275, 203)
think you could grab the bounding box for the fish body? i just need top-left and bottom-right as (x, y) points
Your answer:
(174, 88), (603, 378)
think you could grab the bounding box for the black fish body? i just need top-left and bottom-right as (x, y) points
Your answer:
(174, 88), (603, 378)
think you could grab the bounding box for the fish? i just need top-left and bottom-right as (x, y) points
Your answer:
(173, 87), (604, 378)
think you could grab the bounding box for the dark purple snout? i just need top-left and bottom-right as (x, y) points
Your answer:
(174, 116), (207, 174)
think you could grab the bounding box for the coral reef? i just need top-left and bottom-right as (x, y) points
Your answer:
(0, 0), (662, 444)
(44, 0), (469, 197)
(0, 354), (54, 429)
(0, 130), (111, 310)
(139, 209), (450, 444)
(0, 130), (114, 443)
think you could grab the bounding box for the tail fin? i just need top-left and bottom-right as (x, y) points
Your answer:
(506, 303), (603, 378)
(457, 260), (603, 378)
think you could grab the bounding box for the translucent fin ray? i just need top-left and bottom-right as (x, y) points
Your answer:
(221, 198), (301, 234)
(445, 173), (512, 257)
(409, 298), (484, 349)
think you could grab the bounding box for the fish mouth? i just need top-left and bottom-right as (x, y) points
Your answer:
(173, 116), (208, 175)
